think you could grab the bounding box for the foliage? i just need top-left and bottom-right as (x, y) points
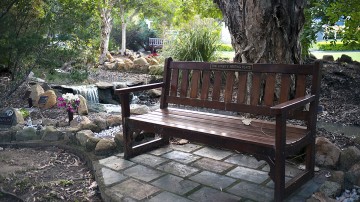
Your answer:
(217, 44), (234, 52)
(162, 17), (221, 62)
(111, 20), (158, 51)
(19, 108), (30, 119)
(317, 41), (360, 51)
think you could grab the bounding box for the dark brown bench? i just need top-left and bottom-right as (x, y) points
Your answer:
(115, 57), (322, 201)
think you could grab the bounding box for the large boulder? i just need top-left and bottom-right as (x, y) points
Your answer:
(115, 61), (126, 70)
(15, 127), (40, 141)
(30, 84), (44, 107)
(338, 54), (352, 63)
(95, 139), (116, 155)
(322, 55), (334, 62)
(104, 62), (115, 70)
(76, 130), (94, 146)
(319, 181), (342, 198)
(339, 146), (360, 171)
(133, 57), (149, 66)
(78, 95), (88, 115)
(38, 90), (57, 109)
(0, 108), (24, 128)
(86, 136), (101, 151)
(315, 137), (341, 168)
(42, 126), (64, 141)
(345, 162), (360, 186)
(106, 52), (115, 63)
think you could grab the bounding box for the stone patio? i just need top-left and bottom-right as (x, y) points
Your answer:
(94, 143), (326, 202)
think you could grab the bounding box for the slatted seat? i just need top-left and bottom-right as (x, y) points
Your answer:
(115, 58), (322, 201)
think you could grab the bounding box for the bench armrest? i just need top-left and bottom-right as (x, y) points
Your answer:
(115, 82), (164, 95)
(271, 95), (316, 115)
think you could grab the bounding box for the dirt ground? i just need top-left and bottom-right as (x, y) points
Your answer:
(0, 60), (359, 201)
(0, 146), (102, 202)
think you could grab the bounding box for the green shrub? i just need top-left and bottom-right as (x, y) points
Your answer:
(19, 108), (30, 119)
(317, 41), (360, 51)
(217, 44), (234, 51)
(162, 17), (221, 62)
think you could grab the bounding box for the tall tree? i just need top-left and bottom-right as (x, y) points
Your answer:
(99, 0), (115, 64)
(214, 0), (306, 64)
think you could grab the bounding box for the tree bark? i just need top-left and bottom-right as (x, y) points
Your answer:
(213, 0), (305, 64)
(99, 0), (114, 64)
(120, 22), (126, 55)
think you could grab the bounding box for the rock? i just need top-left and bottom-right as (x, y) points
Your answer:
(148, 58), (159, 65)
(78, 95), (88, 115)
(133, 57), (149, 66)
(328, 170), (344, 185)
(106, 52), (115, 63)
(95, 139), (116, 155)
(42, 118), (57, 126)
(319, 181), (342, 198)
(315, 137), (341, 167)
(104, 62), (115, 69)
(338, 54), (352, 63)
(130, 104), (150, 115)
(38, 90), (57, 109)
(115, 61), (126, 70)
(0, 129), (14, 142)
(92, 117), (107, 131)
(147, 89), (162, 98)
(86, 136), (101, 151)
(76, 130), (94, 146)
(339, 146), (360, 171)
(95, 81), (113, 89)
(124, 59), (134, 70)
(0, 108), (24, 128)
(114, 58), (124, 63)
(15, 127), (40, 141)
(128, 55), (135, 61)
(98, 88), (118, 104)
(30, 84), (44, 107)
(70, 116), (100, 132)
(308, 192), (337, 202)
(113, 82), (127, 89)
(114, 132), (124, 147)
(322, 55), (334, 62)
(42, 126), (64, 141)
(345, 162), (360, 186)
(106, 115), (122, 127)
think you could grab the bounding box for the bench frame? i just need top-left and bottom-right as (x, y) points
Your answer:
(116, 58), (322, 201)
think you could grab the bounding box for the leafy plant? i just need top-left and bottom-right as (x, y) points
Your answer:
(317, 41), (360, 51)
(217, 44), (234, 52)
(19, 108), (30, 119)
(162, 17), (221, 62)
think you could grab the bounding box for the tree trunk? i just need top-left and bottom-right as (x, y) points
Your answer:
(213, 0), (305, 64)
(99, 1), (113, 64)
(120, 22), (126, 55)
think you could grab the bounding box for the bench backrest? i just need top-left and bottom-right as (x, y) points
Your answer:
(160, 58), (321, 120)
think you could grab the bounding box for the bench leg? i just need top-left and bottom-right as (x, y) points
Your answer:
(123, 124), (133, 160)
(274, 156), (285, 202)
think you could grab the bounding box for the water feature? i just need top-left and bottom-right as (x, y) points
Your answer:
(62, 85), (99, 103)
(318, 122), (360, 138)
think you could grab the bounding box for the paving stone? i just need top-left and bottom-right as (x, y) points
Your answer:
(149, 146), (173, 156)
(265, 176), (292, 188)
(191, 158), (235, 173)
(151, 174), (200, 195)
(170, 143), (203, 152)
(104, 189), (137, 202)
(101, 167), (127, 186)
(225, 154), (266, 169)
(262, 164), (302, 177)
(188, 187), (241, 202)
(123, 165), (164, 182)
(294, 179), (321, 198)
(189, 171), (236, 190)
(157, 161), (199, 178)
(226, 166), (269, 184)
(227, 181), (274, 202)
(162, 151), (200, 164)
(99, 156), (135, 171)
(148, 191), (193, 202)
(193, 147), (232, 160)
(130, 154), (168, 167)
(109, 178), (160, 200)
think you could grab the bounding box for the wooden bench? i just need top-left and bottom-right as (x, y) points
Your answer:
(115, 58), (322, 201)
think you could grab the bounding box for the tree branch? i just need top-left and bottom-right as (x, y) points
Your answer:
(0, 0), (18, 20)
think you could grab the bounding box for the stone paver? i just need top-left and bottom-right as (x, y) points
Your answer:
(162, 150), (200, 164)
(191, 157), (235, 173)
(170, 143), (203, 152)
(130, 153), (168, 167)
(148, 191), (193, 202)
(109, 178), (160, 200)
(226, 166), (269, 184)
(99, 156), (135, 171)
(189, 171), (236, 190)
(123, 165), (164, 182)
(188, 187), (241, 202)
(227, 181), (274, 202)
(157, 161), (199, 177)
(193, 147), (232, 160)
(262, 164), (302, 177)
(101, 167), (127, 186)
(151, 174), (200, 195)
(225, 154), (266, 169)
(149, 146), (173, 156)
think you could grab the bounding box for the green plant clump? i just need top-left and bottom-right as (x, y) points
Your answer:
(162, 17), (221, 62)
(19, 108), (30, 119)
(217, 44), (234, 52)
(317, 41), (360, 51)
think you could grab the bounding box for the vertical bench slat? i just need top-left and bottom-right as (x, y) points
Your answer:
(280, 74), (291, 103)
(295, 75), (306, 98)
(264, 73), (276, 106)
(180, 70), (189, 98)
(225, 72), (235, 103)
(237, 72), (248, 104)
(190, 70), (201, 98)
(212, 71), (222, 101)
(251, 73), (262, 106)
(200, 71), (211, 100)
(170, 68), (179, 97)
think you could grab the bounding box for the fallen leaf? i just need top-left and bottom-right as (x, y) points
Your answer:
(242, 119), (252, 126)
